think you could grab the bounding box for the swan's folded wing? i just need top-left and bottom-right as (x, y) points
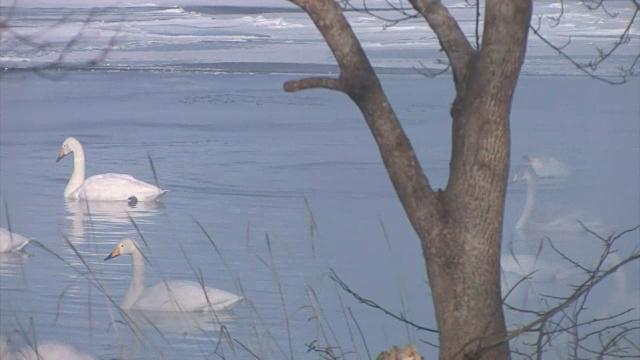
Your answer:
(203, 287), (243, 311)
(73, 173), (166, 201)
(131, 280), (241, 312)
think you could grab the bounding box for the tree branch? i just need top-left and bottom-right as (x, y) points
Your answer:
(476, 227), (640, 358)
(532, 3), (639, 84)
(0, 6), (120, 78)
(283, 77), (345, 93)
(338, 0), (420, 28)
(408, 0), (476, 88)
(329, 269), (438, 334)
(287, 0), (443, 248)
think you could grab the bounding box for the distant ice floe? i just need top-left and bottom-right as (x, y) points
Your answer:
(241, 15), (304, 28)
(0, 56), (30, 63)
(6, 0), (292, 8)
(158, 7), (187, 14)
(1, 0), (637, 75)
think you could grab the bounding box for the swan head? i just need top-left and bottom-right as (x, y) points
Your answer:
(104, 238), (138, 261)
(511, 166), (535, 183)
(521, 155), (545, 172)
(56, 137), (82, 163)
(521, 155), (542, 167)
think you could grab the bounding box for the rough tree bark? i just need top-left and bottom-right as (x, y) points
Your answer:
(284, 0), (532, 359)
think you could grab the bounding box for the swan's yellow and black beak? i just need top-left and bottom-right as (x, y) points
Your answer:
(56, 148), (67, 163)
(104, 246), (121, 261)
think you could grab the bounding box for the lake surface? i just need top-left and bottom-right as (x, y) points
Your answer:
(1, 2), (639, 360)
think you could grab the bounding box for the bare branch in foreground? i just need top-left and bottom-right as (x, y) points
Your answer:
(1, 5), (121, 77)
(329, 269), (438, 333)
(477, 226), (640, 359)
(531, 4), (640, 85)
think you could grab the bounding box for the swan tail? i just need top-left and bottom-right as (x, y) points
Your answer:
(15, 239), (31, 251)
(153, 189), (169, 201)
(204, 295), (243, 312)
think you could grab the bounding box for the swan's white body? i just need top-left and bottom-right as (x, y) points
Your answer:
(104, 239), (243, 312)
(502, 251), (636, 358)
(0, 337), (96, 360)
(512, 166), (611, 234)
(523, 155), (571, 178)
(57, 137), (168, 202)
(501, 254), (573, 306)
(0, 228), (31, 252)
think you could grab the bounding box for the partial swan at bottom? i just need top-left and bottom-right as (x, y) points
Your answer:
(0, 336), (96, 360)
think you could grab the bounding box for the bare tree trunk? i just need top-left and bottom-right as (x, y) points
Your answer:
(285, 0), (532, 359)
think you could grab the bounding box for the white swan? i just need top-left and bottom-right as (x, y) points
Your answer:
(501, 253), (577, 306)
(0, 228), (31, 253)
(104, 239), (243, 312)
(56, 137), (168, 202)
(0, 336), (96, 360)
(522, 155), (571, 178)
(512, 166), (611, 235)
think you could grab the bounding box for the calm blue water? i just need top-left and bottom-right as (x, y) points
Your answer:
(1, 70), (638, 359)
(1, 3), (639, 360)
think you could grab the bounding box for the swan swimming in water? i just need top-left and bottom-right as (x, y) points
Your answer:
(512, 166), (611, 235)
(0, 228), (31, 253)
(56, 137), (168, 202)
(104, 239), (243, 312)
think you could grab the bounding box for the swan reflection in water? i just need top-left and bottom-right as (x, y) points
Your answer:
(0, 251), (29, 277)
(118, 308), (237, 359)
(124, 307), (235, 337)
(63, 199), (166, 242)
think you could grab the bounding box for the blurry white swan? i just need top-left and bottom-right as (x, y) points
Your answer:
(104, 239), (243, 311)
(0, 228), (31, 253)
(522, 155), (571, 178)
(501, 253), (579, 305)
(0, 336), (96, 360)
(512, 166), (611, 235)
(56, 137), (168, 202)
(502, 250), (635, 357)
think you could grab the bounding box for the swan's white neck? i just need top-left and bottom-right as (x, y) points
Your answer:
(122, 249), (145, 309)
(516, 171), (537, 230)
(65, 144), (86, 197)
